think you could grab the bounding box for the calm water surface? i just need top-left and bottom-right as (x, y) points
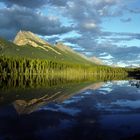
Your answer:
(0, 78), (140, 140)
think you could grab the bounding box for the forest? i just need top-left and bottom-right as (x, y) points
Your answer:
(0, 55), (128, 78)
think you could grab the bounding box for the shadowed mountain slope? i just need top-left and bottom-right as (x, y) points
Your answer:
(0, 31), (100, 65)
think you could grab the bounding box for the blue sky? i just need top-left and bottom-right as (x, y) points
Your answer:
(0, 0), (140, 67)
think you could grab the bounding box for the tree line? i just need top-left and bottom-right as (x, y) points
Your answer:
(0, 56), (128, 77)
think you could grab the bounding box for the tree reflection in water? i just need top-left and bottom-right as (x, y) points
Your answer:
(0, 75), (140, 140)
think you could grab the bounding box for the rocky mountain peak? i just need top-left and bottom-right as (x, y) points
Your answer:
(13, 30), (48, 46)
(13, 30), (61, 54)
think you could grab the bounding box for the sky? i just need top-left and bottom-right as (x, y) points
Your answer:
(0, 0), (140, 67)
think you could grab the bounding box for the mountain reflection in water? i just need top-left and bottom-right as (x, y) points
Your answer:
(0, 75), (140, 140)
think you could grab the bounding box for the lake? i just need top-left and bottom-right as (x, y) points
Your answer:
(0, 75), (140, 140)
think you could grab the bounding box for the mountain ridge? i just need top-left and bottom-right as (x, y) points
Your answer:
(55, 42), (103, 64)
(89, 56), (103, 65)
(14, 30), (61, 55)
(0, 30), (102, 65)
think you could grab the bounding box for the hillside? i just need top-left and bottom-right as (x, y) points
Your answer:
(0, 31), (128, 77)
(0, 31), (97, 65)
(55, 42), (98, 63)
(89, 56), (103, 65)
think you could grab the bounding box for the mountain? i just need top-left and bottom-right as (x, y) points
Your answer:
(89, 56), (103, 65)
(125, 64), (140, 68)
(14, 30), (47, 45)
(14, 30), (61, 55)
(55, 42), (103, 65)
(0, 30), (101, 65)
(55, 42), (74, 53)
(55, 42), (95, 61)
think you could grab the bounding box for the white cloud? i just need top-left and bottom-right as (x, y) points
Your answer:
(94, 0), (117, 5)
(99, 52), (108, 56)
(99, 54), (114, 59)
(83, 22), (97, 29)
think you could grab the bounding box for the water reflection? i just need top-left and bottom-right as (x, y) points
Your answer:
(129, 80), (140, 88)
(0, 75), (108, 114)
(0, 76), (140, 140)
(0, 74), (126, 108)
